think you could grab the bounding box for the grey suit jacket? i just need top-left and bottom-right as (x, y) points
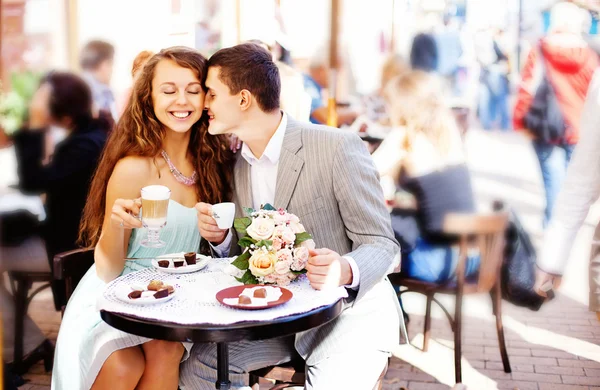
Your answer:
(232, 117), (401, 364)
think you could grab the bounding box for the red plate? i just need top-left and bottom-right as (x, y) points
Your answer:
(216, 284), (293, 310)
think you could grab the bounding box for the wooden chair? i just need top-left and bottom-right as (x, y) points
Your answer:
(53, 248), (95, 312)
(3, 235), (54, 374)
(388, 211), (511, 384)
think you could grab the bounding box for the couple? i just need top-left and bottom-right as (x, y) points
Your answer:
(52, 43), (400, 390)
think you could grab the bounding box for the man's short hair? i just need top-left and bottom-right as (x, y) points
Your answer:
(207, 43), (280, 112)
(80, 40), (115, 70)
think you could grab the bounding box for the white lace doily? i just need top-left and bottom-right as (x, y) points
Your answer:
(97, 257), (348, 325)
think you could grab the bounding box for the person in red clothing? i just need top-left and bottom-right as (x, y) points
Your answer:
(513, 2), (598, 227)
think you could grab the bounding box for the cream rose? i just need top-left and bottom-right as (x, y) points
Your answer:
(300, 239), (316, 250)
(246, 217), (275, 241)
(273, 212), (289, 225)
(248, 249), (277, 277)
(289, 222), (306, 234)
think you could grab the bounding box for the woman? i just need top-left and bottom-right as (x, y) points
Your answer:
(13, 72), (110, 309)
(52, 47), (233, 389)
(373, 70), (477, 282)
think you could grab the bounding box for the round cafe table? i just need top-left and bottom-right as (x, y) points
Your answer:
(100, 299), (343, 390)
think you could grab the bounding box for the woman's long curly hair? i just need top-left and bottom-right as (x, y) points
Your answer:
(79, 46), (233, 247)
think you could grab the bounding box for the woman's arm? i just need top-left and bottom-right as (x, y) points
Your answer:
(94, 157), (148, 282)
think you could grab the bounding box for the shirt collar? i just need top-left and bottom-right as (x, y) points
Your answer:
(241, 112), (288, 166)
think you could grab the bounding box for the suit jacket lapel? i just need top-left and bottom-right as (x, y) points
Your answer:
(234, 154), (252, 217)
(274, 118), (304, 210)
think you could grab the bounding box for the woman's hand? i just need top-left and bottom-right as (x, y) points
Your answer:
(111, 198), (143, 229)
(28, 84), (52, 129)
(229, 134), (242, 153)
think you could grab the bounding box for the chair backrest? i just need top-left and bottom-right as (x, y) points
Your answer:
(443, 211), (508, 293)
(53, 248), (95, 302)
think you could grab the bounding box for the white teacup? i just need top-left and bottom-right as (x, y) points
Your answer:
(212, 202), (235, 229)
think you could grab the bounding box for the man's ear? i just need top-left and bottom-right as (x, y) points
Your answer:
(239, 90), (252, 111)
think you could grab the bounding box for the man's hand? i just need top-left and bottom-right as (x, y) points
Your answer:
(195, 202), (228, 244)
(28, 84), (52, 129)
(306, 248), (353, 290)
(534, 268), (562, 298)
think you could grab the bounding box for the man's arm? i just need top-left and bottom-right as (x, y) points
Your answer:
(332, 133), (400, 301)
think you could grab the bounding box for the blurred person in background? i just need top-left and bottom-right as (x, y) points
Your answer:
(247, 40), (311, 122)
(477, 27), (511, 131)
(303, 50), (360, 126)
(513, 1), (598, 227)
(535, 70), (600, 323)
(80, 40), (118, 121)
(373, 70), (477, 283)
(410, 32), (438, 73)
(117, 50), (154, 116)
(52, 47), (232, 390)
(13, 72), (111, 310)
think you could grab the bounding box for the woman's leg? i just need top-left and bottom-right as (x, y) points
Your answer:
(137, 340), (185, 390)
(91, 346), (145, 390)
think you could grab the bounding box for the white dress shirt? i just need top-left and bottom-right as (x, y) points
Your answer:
(213, 113), (360, 288)
(539, 70), (600, 274)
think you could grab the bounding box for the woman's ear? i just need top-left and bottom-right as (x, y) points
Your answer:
(239, 90), (252, 111)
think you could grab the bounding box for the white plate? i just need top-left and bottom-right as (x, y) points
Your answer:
(115, 282), (176, 305)
(151, 253), (210, 274)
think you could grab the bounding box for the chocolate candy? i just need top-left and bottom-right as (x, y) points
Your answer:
(157, 260), (170, 268)
(128, 290), (142, 299)
(166, 285), (175, 295)
(238, 295), (252, 304)
(154, 288), (169, 299)
(253, 288), (267, 298)
(184, 252), (197, 265)
(173, 260), (185, 268)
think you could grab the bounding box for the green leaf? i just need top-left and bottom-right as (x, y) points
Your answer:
(234, 217), (252, 235)
(254, 240), (273, 249)
(243, 207), (255, 217)
(262, 203), (277, 211)
(294, 232), (312, 246)
(235, 269), (259, 285)
(238, 236), (255, 248)
(231, 250), (251, 270)
(291, 269), (307, 275)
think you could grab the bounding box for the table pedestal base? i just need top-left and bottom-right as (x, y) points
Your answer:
(216, 342), (231, 389)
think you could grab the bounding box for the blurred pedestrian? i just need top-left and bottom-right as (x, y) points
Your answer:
(80, 40), (117, 120)
(513, 2), (598, 227)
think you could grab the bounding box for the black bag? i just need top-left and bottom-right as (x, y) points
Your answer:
(522, 47), (566, 144)
(500, 209), (545, 311)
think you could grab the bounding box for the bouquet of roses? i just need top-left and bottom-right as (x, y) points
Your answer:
(230, 204), (314, 286)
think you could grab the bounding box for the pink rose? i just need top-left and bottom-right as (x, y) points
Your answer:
(275, 273), (293, 286)
(275, 259), (292, 275)
(277, 248), (293, 263)
(293, 247), (309, 262)
(288, 213), (300, 224)
(273, 225), (296, 244)
(291, 257), (307, 271)
(271, 237), (284, 251)
(300, 239), (316, 250)
(263, 274), (278, 284)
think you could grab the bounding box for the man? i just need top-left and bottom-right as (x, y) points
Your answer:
(182, 43), (401, 389)
(303, 51), (360, 126)
(80, 40), (118, 120)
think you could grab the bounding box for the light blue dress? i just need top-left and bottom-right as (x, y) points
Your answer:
(52, 200), (200, 390)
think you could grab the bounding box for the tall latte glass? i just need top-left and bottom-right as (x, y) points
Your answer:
(140, 185), (170, 248)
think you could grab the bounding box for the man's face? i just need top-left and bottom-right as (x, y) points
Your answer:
(96, 58), (114, 85)
(204, 66), (243, 136)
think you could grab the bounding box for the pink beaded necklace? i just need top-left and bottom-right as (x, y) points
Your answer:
(160, 150), (198, 186)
